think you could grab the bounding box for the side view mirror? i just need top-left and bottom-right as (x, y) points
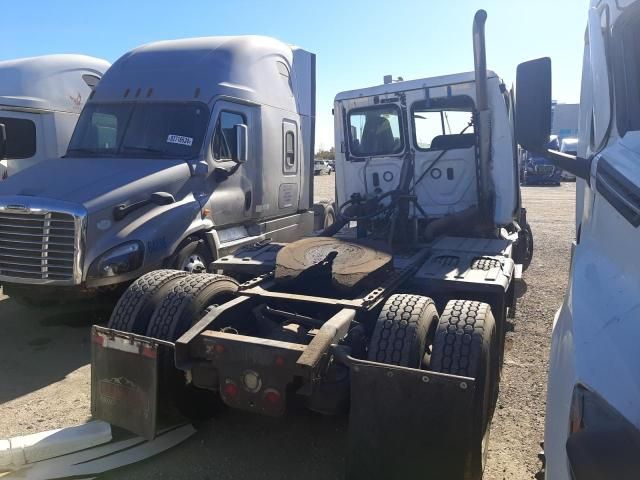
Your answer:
(0, 124), (6, 160)
(515, 58), (552, 153)
(192, 160), (209, 177)
(515, 57), (592, 181)
(233, 124), (248, 164)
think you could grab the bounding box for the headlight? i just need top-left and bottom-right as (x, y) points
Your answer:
(87, 241), (144, 279)
(566, 384), (640, 479)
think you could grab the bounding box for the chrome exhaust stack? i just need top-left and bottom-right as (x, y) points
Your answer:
(472, 9), (495, 225)
(473, 10), (489, 111)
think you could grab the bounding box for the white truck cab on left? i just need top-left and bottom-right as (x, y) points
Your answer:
(333, 70), (520, 231)
(0, 55), (110, 179)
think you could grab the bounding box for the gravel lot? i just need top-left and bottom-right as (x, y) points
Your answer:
(0, 174), (575, 479)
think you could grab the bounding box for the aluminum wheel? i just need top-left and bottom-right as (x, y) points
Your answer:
(181, 254), (207, 273)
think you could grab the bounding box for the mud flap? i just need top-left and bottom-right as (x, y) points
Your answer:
(91, 326), (167, 440)
(347, 358), (476, 480)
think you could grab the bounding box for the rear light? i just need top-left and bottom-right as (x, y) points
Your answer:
(222, 380), (239, 399)
(241, 370), (262, 393)
(263, 388), (282, 405)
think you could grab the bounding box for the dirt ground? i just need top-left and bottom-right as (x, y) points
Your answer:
(0, 174), (575, 479)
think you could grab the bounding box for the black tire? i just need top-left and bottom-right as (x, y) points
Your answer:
(146, 274), (239, 420)
(146, 273), (237, 341)
(367, 294), (439, 368)
(313, 200), (336, 231)
(107, 269), (188, 334)
(430, 300), (498, 480)
(513, 208), (533, 271)
(323, 203), (336, 230)
(514, 222), (533, 271)
(171, 237), (213, 273)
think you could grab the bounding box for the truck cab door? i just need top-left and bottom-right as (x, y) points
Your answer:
(334, 99), (405, 208)
(278, 119), (301, 212)
(205, 101), (258, 227)
(255, 115), (303, 219)
(408, 87), (479, 218)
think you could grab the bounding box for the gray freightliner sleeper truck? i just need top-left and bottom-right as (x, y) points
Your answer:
(0, 36), (330, 304)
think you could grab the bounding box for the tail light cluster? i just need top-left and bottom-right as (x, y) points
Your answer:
(207, 340), (288, 415)
(220, 372), (283, 414)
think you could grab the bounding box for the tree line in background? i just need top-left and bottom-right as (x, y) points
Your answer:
(315, 147), (335, 160)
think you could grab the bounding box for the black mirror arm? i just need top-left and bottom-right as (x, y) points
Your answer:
(213, 163), (241, 182)
(113, 192), (175, 221)
(539, 149), (592, 184)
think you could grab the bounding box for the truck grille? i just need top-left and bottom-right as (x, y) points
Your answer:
(0, 211), (77, 281)
(535, 165), (555, 175)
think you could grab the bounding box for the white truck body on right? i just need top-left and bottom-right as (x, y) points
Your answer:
(544, 0), (640, 478)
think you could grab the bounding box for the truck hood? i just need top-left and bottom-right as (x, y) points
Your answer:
(0, 157), (192, 213)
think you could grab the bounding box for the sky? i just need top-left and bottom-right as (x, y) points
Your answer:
(1, 0), (588, 151)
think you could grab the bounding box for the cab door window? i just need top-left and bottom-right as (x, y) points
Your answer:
(0, 117), (36, 158)
(212, 111), (246, 160)
(348, 105), (403, 157)
(412, 108), (474, 150)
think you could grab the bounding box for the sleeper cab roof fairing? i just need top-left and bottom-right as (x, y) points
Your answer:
(0, 54), (110, 113)
(91, 36), (314, 116)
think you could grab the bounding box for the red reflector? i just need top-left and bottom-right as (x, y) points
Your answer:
(264, 389), (281, 404)
(141, 346), (156, 359)
(223, 381), (239, 398)
(92, 334), (105, 346)
(274, 356), (285, 367)
(214, 344), (225, 354)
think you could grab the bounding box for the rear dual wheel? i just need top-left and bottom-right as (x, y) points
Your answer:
(430, 300), (499, 479)
(146, 273), (238, 421)
(108, 271), (239, 421)
(367, 295), (498, 480)
(108, 269), (188, 334)
(366, 294), (438, 368)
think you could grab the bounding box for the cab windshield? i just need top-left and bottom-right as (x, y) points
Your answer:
(67, 102), (209, 159)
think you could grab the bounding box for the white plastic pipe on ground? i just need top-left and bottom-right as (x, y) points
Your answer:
(0, 421), (111, 469)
